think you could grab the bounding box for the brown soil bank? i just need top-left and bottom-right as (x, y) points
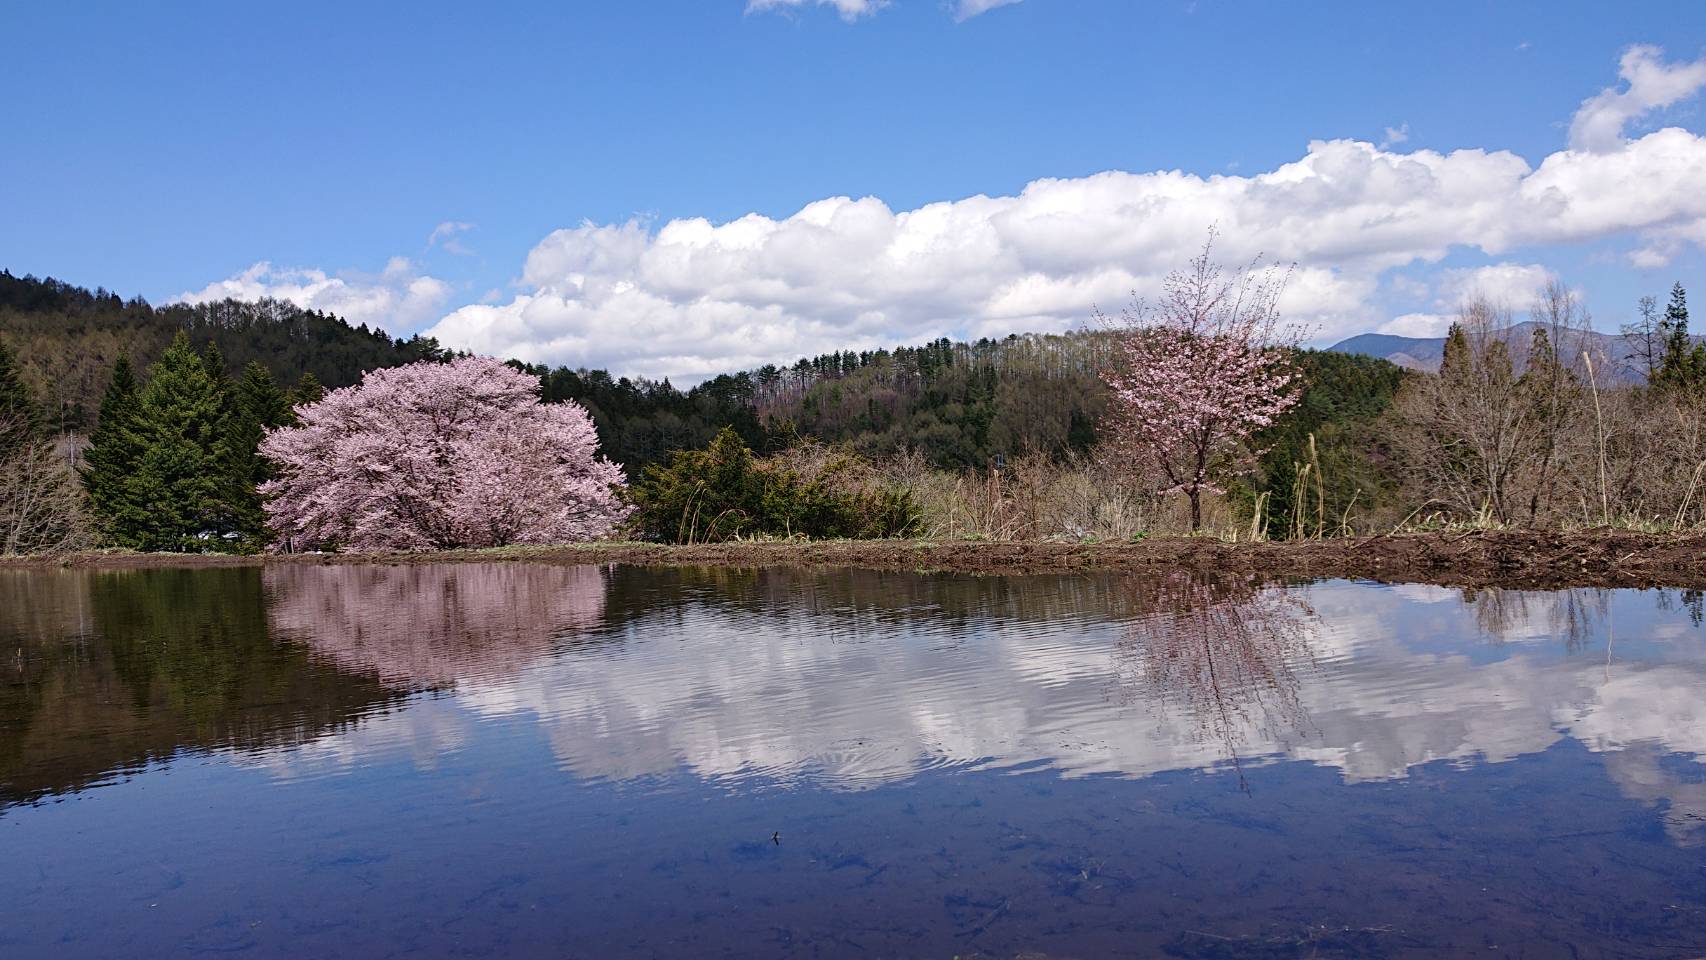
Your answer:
(8, 530), (1706, 590)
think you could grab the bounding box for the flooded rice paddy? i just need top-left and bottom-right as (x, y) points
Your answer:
(3, 563), (1705, 958)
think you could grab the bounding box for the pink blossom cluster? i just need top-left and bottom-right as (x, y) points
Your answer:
(259, 357), (630, 550)
(1099, 237), (1302, 523)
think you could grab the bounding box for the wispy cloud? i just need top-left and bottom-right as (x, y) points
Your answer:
(745, 0), (890, 22)
(428, 221), (476, 257)
(744, 0), (1020, 23)
(954, 0), (1023, 21)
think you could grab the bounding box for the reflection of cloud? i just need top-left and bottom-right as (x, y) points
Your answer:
(245, 568), (1706, 836)
(1600, 746), (1706, 845)
(1385, 584), (1459, 604)
(1564, 666), (1706, 844)
(263, 564), (607, 687)
(1566, 666), (1706, 758)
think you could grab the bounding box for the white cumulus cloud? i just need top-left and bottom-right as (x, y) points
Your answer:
(1376, 263), (1557, 338)
(1436, 262), (1559, 310)
(1377, 313), (1453, 338)
(175, 257), (452, 334)
(1569, 44), (1706, 152)
(182, 45), (1706, 380)
(427, 118), (1706, 378)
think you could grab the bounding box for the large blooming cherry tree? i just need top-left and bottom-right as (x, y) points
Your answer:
(1098, 236), (1304, 532)
(260, 357), (629, 550)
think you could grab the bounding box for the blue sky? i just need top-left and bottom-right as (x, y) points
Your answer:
(4, 1), (1705, 379)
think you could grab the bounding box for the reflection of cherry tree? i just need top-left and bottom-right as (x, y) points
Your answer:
(1115, 572), (1316, 784)
(264, 564), (608, 687)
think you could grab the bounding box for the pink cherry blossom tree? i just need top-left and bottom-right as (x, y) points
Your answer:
(259, 357), (630, 550)
(1098, 233), (1304, 532)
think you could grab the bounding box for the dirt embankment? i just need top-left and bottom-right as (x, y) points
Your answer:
(7, 530), (1706, 590)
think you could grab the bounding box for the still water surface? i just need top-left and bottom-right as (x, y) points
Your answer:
(3, 563), (1705, 957)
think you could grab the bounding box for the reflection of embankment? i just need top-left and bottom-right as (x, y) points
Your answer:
(262, 564), (608, 687)
(0, 568), (400, 810)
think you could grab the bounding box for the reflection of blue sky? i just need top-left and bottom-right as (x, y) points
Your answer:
(243, 572), (1706, 844)
(11, 567), (1706, 957)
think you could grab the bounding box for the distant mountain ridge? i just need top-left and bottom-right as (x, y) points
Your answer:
(1328, 321), (1700, 383)
(1327, 332), (1448, 371)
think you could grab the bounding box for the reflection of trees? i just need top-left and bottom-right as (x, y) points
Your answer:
(596, 563), (1180, 646)
(1462, 586), (1610, 651)
(1655, 588), (1705, 627)
(0, 568), (399, 810)
(263, 564), (608, 687)
(1114, 572), (1316, 783)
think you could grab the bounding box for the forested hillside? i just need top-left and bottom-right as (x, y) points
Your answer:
(4, 271), (1408, 497)
(753, 334), (1113, 467)
(524, 333), (1114, 473)
(0, 271), (450, 430)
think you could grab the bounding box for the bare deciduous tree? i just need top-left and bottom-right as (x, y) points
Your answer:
(1621, 294), (1665, 383)
(1390, 284), (1604, 526)
(0, 418), (94, 555)
(1393, 299), (1536, 522)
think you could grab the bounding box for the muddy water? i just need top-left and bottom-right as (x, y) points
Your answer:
(3, 564), (1704, 958)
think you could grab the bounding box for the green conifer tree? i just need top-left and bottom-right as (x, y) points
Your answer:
(221, 361), (294, 547)
(239, 361), (294, 430)
(197, 341), (258, 544)
(108, 333), (236, 551)
(202, 340), (229, 384)
(0, 336), (37, 449)
(1439, 323), (1471, 379)
(1658, 283), (1701, 391)
(79, 354), (141, 534)
(291, 371), (326, 407)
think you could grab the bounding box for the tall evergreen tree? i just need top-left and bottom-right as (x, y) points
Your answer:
(239, 361), (295, 430)
(1657, 283), (1705, 391)
(1439, 322), (1471, 379)
(79, 354), (141, 533)
(221, 361), (294, 547)
(0, 335), (36, 449)
(108, 333), (237, 551)
(202, 340), (229, 383)
(291, 371), (325, 406)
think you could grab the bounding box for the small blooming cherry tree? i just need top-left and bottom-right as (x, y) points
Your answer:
(259, 357), (629, 550)
(1098, 235), (1303, 532)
